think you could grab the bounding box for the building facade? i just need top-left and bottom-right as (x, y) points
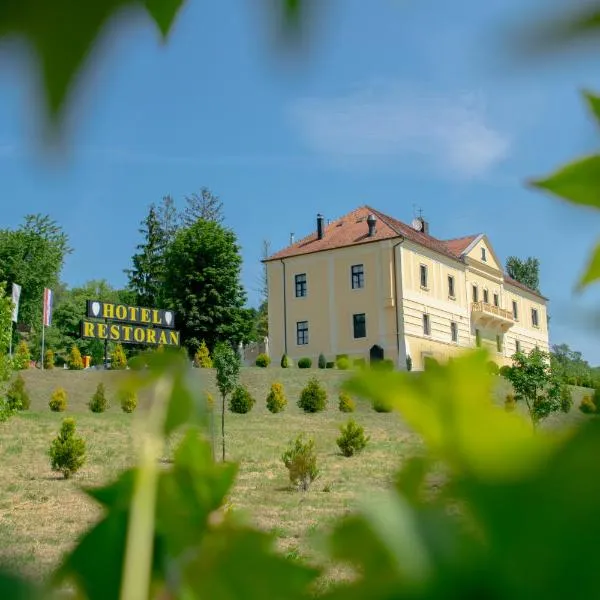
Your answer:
(264, 206), (549, 371)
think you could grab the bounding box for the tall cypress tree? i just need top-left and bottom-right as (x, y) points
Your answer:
(125, 206), (169, 308)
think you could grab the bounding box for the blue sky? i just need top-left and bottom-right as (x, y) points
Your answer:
(1, 1), (600, 362)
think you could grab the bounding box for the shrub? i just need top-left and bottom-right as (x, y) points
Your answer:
(205, 391), (215, 410)
(423, 356), (439, 370)
(48, 418), (86, 479)
(281, 434), (319, 491)
(336, 356), (350, 370)
(0, 353), (12, 382)
(194, 340), (213, 368)
(354, 358), (367, 370)
(579, 396), (595, 414)
(280, 354), (292, 368)
(406, 355), (413, 371)
(326, 361), (335, 369)
(266, 382), (287, 413)
(68, 345), (84, 370)
(6, 374), (28, 411)
(229, 385), (255, 414)
(499, 365), (511, 378)
(89, 383), (109, 413)
(119, 389), (138, 413)
(255, 353), (270, 368)
(336, 419), (370, 457)
(373, 397), (393, 413)
(111, 344), (127, 370)
(505, 394), (517, 413)
(338, 392), (355, 413)
(560, 384), (573, 413)
(373, 358), (394, 372)
(298, 357), (312, 369)
(6, 374), (30, 411)
(297, 377), (327, 413)
(14, 340), (30, 370)
(44, 349), (55, 370)
(0, 397), (17, 423)
(487, 361), (500, 375)
(49, 387), (68, 412)
(318, 353), (326, 369)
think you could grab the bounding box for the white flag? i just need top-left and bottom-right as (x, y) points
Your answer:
(11, 283), (21, 323)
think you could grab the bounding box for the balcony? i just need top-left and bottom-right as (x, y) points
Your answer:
(471, 301), (515, 331)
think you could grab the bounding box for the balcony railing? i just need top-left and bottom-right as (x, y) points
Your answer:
(471, 302), (515, 331)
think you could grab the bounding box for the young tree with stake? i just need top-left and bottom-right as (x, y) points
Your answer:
(212, 342), (241, 461)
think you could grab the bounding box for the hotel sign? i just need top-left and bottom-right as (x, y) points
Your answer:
(81, 300), (180, 347)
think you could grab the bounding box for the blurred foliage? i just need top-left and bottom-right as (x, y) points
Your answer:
(2, 1), (600, 599)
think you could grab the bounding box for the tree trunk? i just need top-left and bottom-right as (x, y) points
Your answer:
(221, 393), (226, 462)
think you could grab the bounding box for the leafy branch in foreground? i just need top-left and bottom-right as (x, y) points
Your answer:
(529, 90), (600, 291)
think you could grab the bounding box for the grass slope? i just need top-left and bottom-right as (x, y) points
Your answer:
(0, 366), (592, 585)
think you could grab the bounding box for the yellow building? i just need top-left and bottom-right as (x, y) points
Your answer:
(263, 206), (549, 371)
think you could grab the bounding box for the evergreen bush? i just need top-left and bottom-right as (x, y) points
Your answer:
(560, 384), (573, 413)
(487, 361), (500, 375)
(255, 353), (270, 368)
(280, 354), (291, 368)
(229, 385), (255, 414)
(49, 387), (68, 412)
(318, 353), (326, 369)
(119, 389), (138, 413)
(68, 345), (84, 370)
(298, 357), (312, 369)
(44, 349), (55, 369)
(499, 365), (511, 378)
(111, 344), (127, 370)
(326, 361), (335, 369)
(336, 356), (350, 370)
(281, 434), (319, 491)
(6, 374), (30, 411)
(338, 392), (355, 413)
(580, 396), (594, 414)
(194, 340), (212, 368)
(266, 382), (287, 413)
(336, 419), (369, 457)
(406, 355), (413, 371)
(297, 377), (327, 413)
(14, 340), (30, 370)
(89, 383), (109, 413)
(373, 396), (393, 413)
(48, 418), (86, 479)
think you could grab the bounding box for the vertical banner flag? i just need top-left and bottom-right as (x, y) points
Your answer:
(43, 288), (53, 327)
(11, 283), (21, 323)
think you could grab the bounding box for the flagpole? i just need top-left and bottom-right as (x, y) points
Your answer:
(41, 306), (45, 371)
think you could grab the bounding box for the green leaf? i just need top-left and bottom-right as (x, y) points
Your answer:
(0, 571), (39, 600)
(181, 526), (320, 600)
(577, 241), (600, 290)
(583, 90), (600, 125)
(144, 0), (185, 37)
(528, 155), (600, 209)
(343, 350), (555, 482)
(156, 429), (238, 558)
(0, 0), (185, 124)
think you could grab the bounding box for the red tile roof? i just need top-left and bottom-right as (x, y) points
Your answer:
(264, 205), (546, 300)
(444, 235), (480, 257)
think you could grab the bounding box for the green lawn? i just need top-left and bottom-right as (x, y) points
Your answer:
(0, 366), (592, 585)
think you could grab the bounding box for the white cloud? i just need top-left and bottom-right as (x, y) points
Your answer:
(289, 83), (511, 179)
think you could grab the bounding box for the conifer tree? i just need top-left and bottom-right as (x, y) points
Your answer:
(125, 205), (170, 309)
(68, 345), (84, 370)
